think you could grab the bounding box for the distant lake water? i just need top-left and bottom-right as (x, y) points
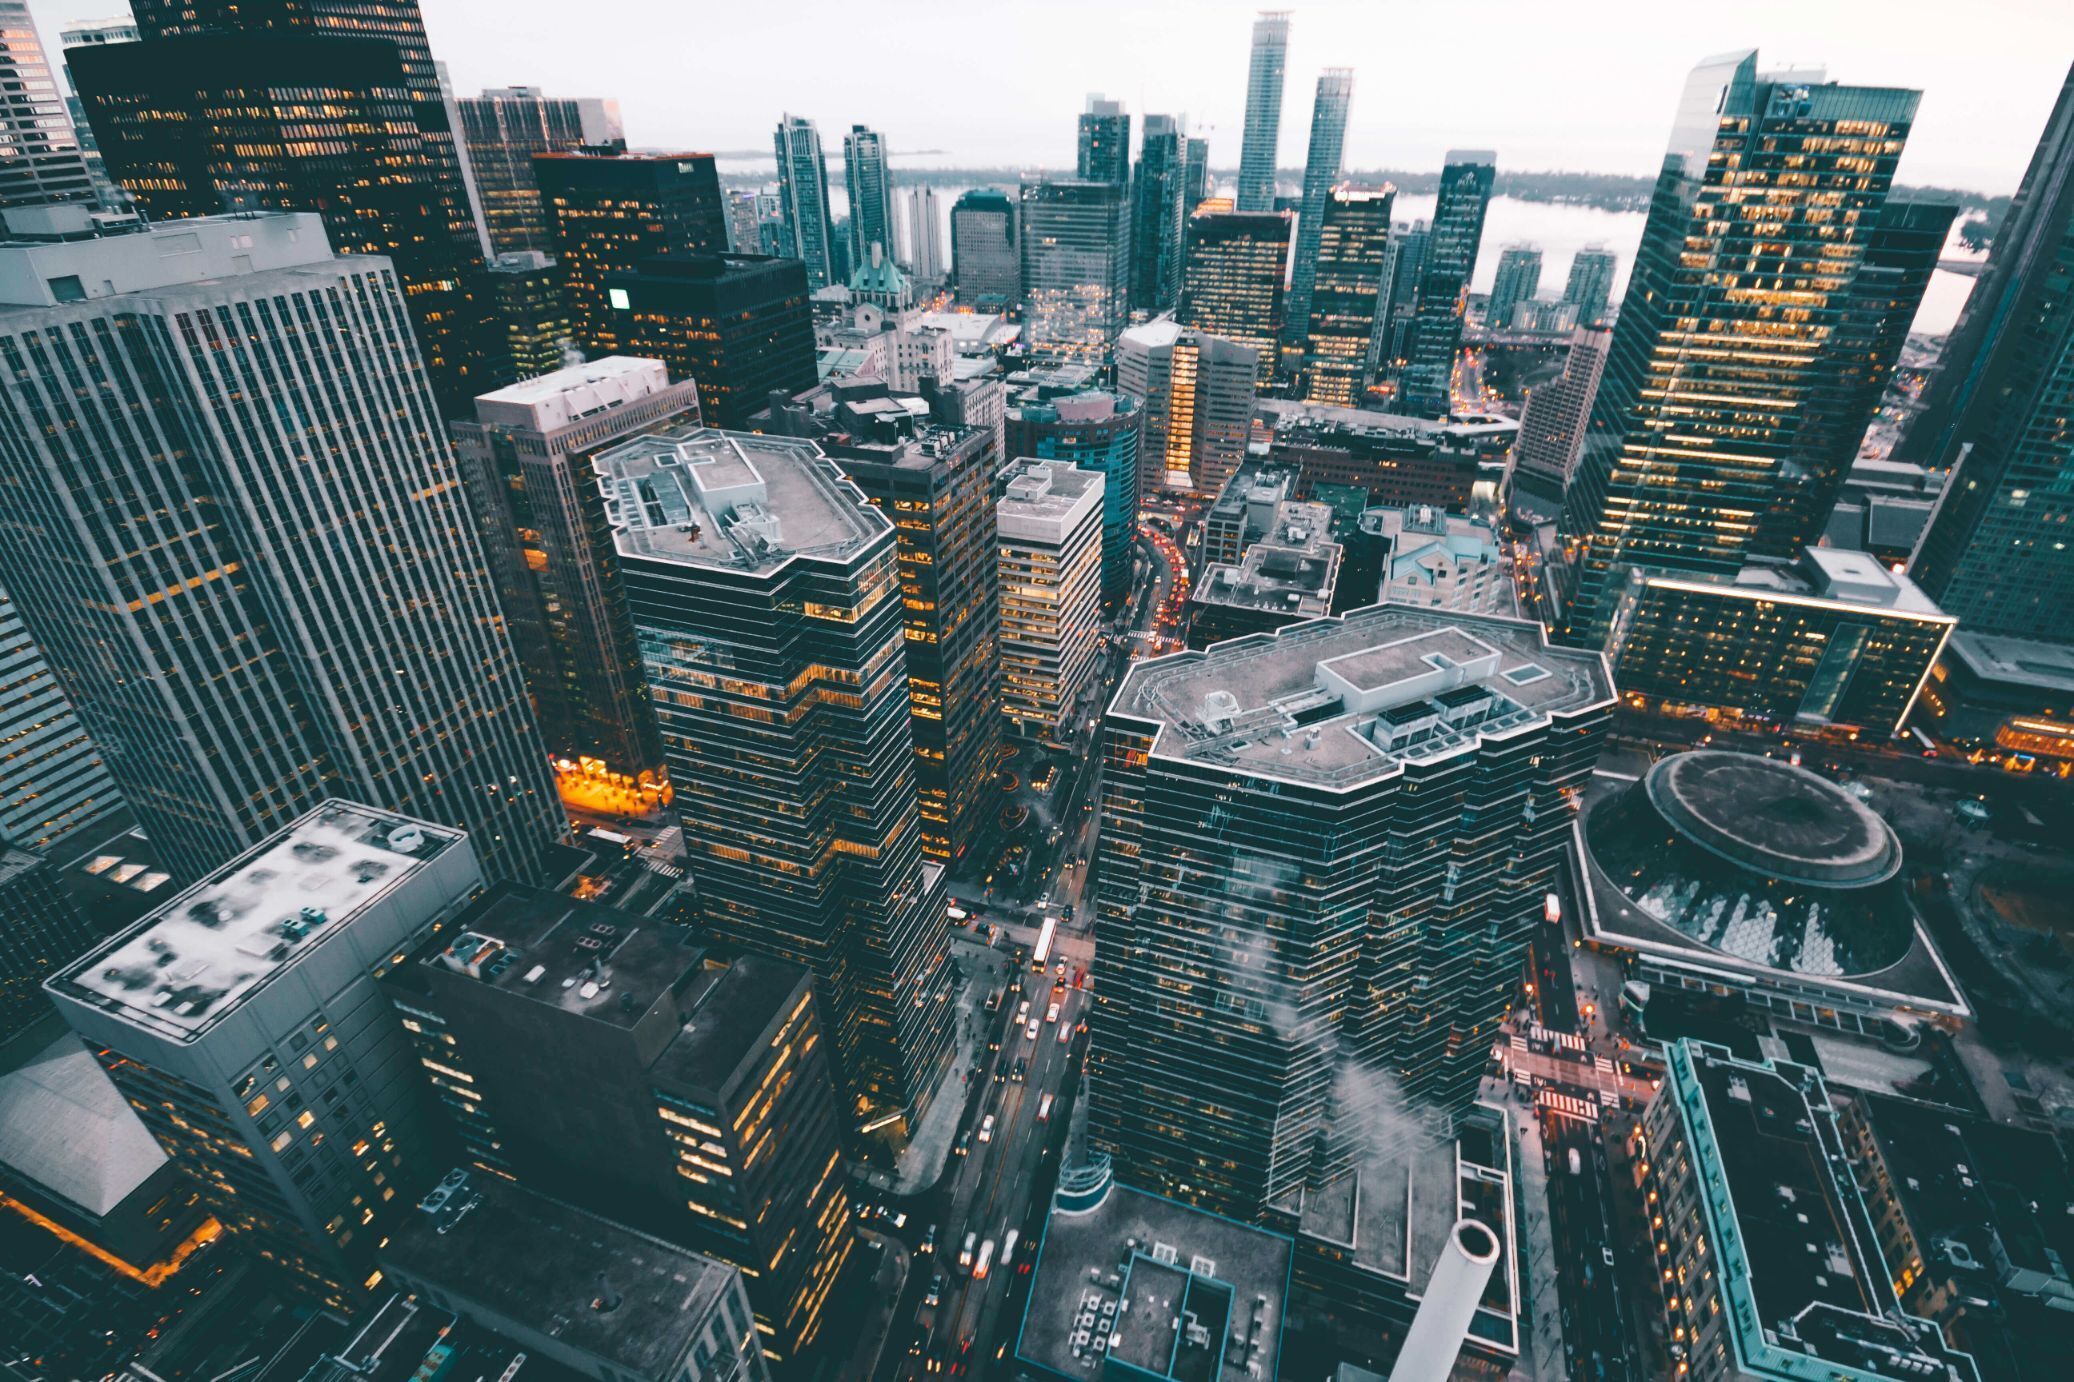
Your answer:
(718, 158), (1976, 337)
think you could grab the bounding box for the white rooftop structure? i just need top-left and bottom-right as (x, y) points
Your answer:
(0, 211), (335, 309)
(916, 310), (1020, 353)
(471, 356), (673, 432)
(0, 1035), (167, 1218)
(998, 458), (1103, 544)
(1946, 631), (2074, 695)
(50, 801), (469, 1043)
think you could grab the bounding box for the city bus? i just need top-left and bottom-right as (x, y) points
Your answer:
(1032, 914), (1059, 971)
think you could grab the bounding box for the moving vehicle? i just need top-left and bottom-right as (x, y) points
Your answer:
(958, 1232), (976, 1271)
(924, 1272), (943, 1307)
(1045, 1001), (1061, 1024)
(1038, 1093), (1055, 1121)
(1058, 1018), (1072, 1045)
(1567, 1147), (1583, 1176)
(1001, 1230), (1020, 1271)
(1016, 999), (1032, 1023)
(1026, 1018), (1042, 1042)
(974, 1238), (996, 1280)
(979, 1113), (996, 1144)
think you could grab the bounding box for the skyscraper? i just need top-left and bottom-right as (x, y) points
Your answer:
(0, 847), (97, 1045)
(56, 15), (140, 212)
(44, 801), (485, 1306)
(1089, 606), (1611, 1216)
(902, 183), (944, 281)
(1, 581), (123, 856)
(1901, 63), (2074, 643)
(823, 413), (1003, 866)
(453, 358), (703, 794)
(604, 253), (817, 427)
(1020, 179), (1132, 358)
(1006, 381), (1145, 608)
(380, 886), (853, 1364)
(458, 86), (625, 255)
(774, 114), (837, 289)
(951, 186), (1020, 306)
(0, 214), (559, 885)
(482, 249), (576, 384)
(1130, 114), (1188, 314)
(997, 461), (1106, 738)
(1182, 208), (1292, 374)
(1285, 69), (1354, 351)
(1300, 184), (1397, 406)
(843, 123), (895, 270)
(71, 14), (493, 414)
(1399, 151), (1495, 415)
(1116, 319), (1260, 497)
(1379, 219), (1429, 373)
(1236, 11), (1291, 212)
(1184, 135), (1210, 211)
(1077, 95), (1131, 185)
(1560, 245), (1617, 327)
(1511, 327), (1612, 492)
(595, 426), (957, 1151)
(532, 151), (728, 356)
(1555, 52), (1919, 645)
(0, 1), (95, 212)
(1486, 243), (1542, 329)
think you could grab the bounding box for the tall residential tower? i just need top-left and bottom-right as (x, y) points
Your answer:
(1236, 12), (1291, 212)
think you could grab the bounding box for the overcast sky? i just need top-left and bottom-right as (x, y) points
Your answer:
(29, 0), (2070, 193)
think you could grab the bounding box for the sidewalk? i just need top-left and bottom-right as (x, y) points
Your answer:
(841, 1229), (911, 1382)
(869, 943), (1011, 1198)
(1483, 1071), (1568, 1381)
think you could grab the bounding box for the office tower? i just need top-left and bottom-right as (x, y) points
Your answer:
(920, 372), (1009, 467)
(1400, 151), (1495, 414)
(1006, 381), (1144, 608)
(0, 214), (559, 885)
(774, 114), (836, 290)
(1300, 185), (1397, 406)
(382, 1173), (771, 1382)
(1485, 243), (1541, 329)
(57, 17), (139, 211)
(533, 151), (727, 356)
(453, 358), (702, 795)
(1560, 245), (1617, 327)
(44, 802), (484, 1305)
(843, 123), (895, 272)
(1, 582), (122, 855)
(1286, 69), (1355, 349)
(1237, 11), (1291, 212)
(605, 254), (817, 427)
(1634, 1042), (1983, 1382)
(381, 886), (849, 1363)
(951, 186), (1020, 306)
(595, 426), (957, 1149)
(1184, 136), (1210, 210)
(1129, 114), (1187, 314)
(1903, 66), (2074, 641)
(1610, 548), (1953, 738)
(72, 22), (493, 415)
(1556, 53), (1919, 645)
(1379, 219), (1429, 370)
(903, 183), (944, 281)
(0, 2), (94, 212)
(1182, 208), (1291, 374)
(459, 86), (625, 256)
(822, 416), (1003, 865)
(1077, 95), (1131, 184)
(1089, 606), (1611, 1216)
(1511, 327), (1612, 490)
(1019, 179), (1132, 357)
(483, 249), (575, 384)
(998, 461), (1106, 738)
(1115, 320), (1259, 497)
(1, 847), (97, 1044)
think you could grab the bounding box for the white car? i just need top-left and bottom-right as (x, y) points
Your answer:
(1026, 1018), (1041, 1042)
(1045, 1002), (1061, 1024)
(978, 1113), (996, 1144)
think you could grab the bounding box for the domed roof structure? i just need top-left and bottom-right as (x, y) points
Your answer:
(1586, 752), (1913, 978)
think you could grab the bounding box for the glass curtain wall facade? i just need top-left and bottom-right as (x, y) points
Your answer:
(458, 87), (624, 255)
(1555, 53), (1919, 646)
(843, 124), (895, 269)
(1182, 209), (1291, 380)
(951, 186), (1020, 306)
(1286, 70), (1354, 351)
(1300, 185), (1396, 406)
(1399, 151), (1495, 415)
(1236, 11), (1290, 212)
(1130, 114), (1187, 314)
(1019, 179), (1131, 358)
(774, 114), (836, 289)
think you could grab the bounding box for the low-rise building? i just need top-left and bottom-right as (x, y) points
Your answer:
(1608, 547), (1954, 739)
(381, 1171), (768, 1382)
(1365, 505), (1510, 614)
(1631, 1040), (1980, 1381)
(1912, 631), (2074, 769)
(998, 460), (1105, 738)
(1256, 399), (1514, 515)
(1187, 500), (1342, 649)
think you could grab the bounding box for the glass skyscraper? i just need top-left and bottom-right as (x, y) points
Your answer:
(1285, 69), (1355, 352)
(1555, 52), (1920, 646)
(951, 186), (1020, 307)
(1561, 245), (1618, 327)
(1077, 96), (1131, 185)
(595, 426), (957, 1152)
(1006, 383), (1144, 608)
(458, 86), (624, 255)
(1182, 209), (1292, 379)
(842, 123), (895, 269)
(1901, 63), (2074, 644)
(1300, 185), (1397, 406)
(1129, 114), (1187, 314)
(1399, 150), (1495, 415)
(1486, 243), (1542, 330)
(1236, 11), (1290, 212)
(774, 114), (837, 289)
(1019, 179), (1132, 358)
